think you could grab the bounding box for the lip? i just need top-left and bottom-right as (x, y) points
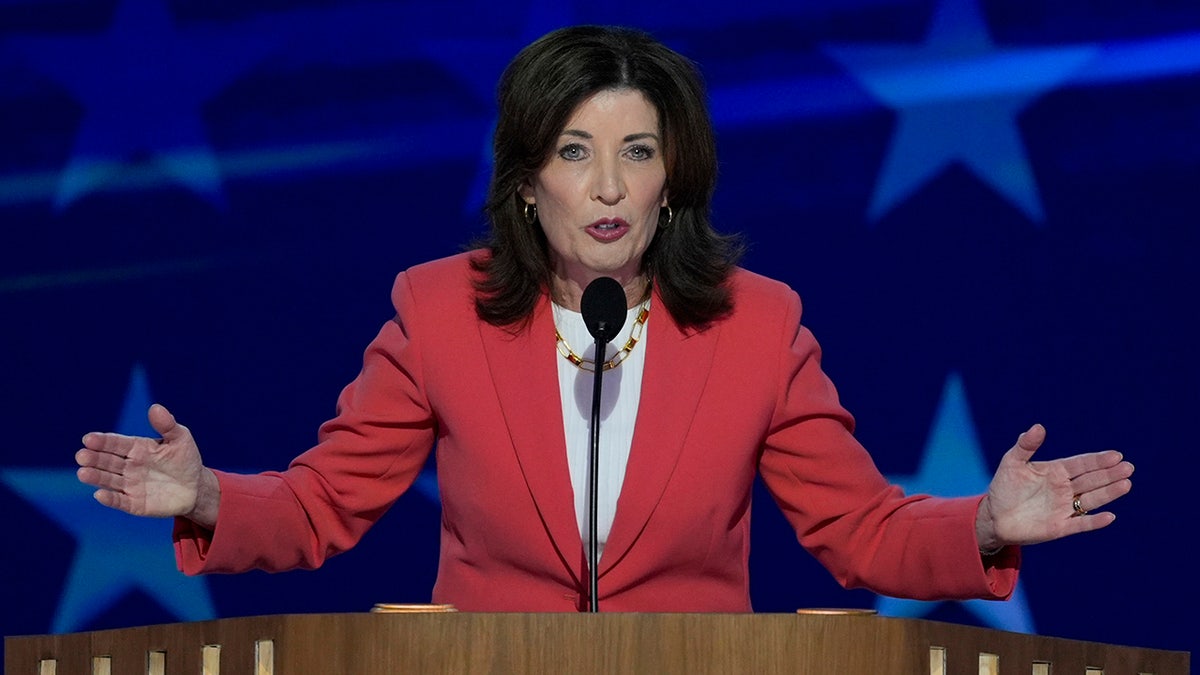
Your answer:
(585, 217), (630, 242)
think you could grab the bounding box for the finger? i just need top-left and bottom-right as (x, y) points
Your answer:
(1061, 511), (1118, 536)
(1069, 460), (1135, 495)
(76, 447), (97, 468)
(93, 487), (134, 513)
(75, 448), (128, 475)
(148, 403), (188, 443)
(81, 431), (137, 458)
(1007, 424), (1046, 462)
(1075, 478), (1133, 514)
(76, 466), (126, 493)
(1055, 450), (1127, 479)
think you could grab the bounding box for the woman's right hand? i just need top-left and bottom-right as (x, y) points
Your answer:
(76, 403), (220, 528)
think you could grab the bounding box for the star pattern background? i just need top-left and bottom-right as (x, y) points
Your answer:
(2, 0), (1196, 664)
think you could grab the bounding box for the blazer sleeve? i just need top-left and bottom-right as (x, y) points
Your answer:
(756, 288), (1019, 601)
(174, 270), (437, 574)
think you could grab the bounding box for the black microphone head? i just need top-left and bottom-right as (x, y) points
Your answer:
(580, 277), (627, 344)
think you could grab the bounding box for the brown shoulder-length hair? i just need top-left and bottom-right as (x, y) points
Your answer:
(472, 25), (743, 330)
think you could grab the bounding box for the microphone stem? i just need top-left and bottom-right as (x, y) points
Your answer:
(588, 334), (607, 613)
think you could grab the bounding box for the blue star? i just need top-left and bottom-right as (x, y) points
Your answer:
(874, 372), (1035, 633)
(411, 469), (440, 504)
(0, 364), (215, 633)
(823, 0), (1098, 223)
(8, 0), (285, 210)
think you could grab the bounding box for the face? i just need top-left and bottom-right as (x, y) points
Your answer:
(519, 88), (668, 307)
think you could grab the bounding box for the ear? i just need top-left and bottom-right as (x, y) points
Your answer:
(518, 182), (535, 204)
(660, 189), (669, 207)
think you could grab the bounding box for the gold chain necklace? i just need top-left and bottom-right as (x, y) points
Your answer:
(554, 299), (650, 372)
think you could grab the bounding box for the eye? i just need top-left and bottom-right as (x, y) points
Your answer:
(625, 144), (656, 161)
(558, 143), (588, 161)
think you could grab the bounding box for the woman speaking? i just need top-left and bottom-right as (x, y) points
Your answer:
(74, 25), (1133, 612)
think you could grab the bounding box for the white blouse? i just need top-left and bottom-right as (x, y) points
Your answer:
(551, 299), (650, 563)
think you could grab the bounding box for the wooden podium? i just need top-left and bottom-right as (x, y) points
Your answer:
(6, 611), (1189, 674)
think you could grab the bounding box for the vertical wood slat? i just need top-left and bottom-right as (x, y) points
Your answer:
(929, 646), (946, 675)
(146, 650), (166, 675)
(202, 644), (221, 675)
(256, 639), (274, 675)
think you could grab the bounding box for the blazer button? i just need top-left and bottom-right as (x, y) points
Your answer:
(564, 593), (582, 610)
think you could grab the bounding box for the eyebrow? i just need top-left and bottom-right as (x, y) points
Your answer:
(561, 130), (661, 143)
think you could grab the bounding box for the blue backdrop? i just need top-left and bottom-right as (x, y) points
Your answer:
(3, 0), (1196, 664)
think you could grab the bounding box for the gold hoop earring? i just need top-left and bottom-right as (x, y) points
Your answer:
(663, 205), (673, 226)
(524, 202), (537, 225)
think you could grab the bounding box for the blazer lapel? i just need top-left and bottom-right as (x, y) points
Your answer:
(479, 297), (584, 583)
(600, 287), (721, 574)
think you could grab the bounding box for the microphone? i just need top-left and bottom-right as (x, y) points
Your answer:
(581, 276), (627, 343)
(579, 276), (627, 613)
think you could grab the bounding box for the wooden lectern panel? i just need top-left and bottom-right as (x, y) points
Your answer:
(6, 612), (1190, 674)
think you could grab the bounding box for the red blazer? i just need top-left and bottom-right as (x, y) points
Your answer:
(175, 252), (1018, 611)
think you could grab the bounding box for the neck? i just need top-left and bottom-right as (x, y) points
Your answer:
(551, 273), (649, 312)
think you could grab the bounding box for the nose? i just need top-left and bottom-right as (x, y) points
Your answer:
(591, 157), (626, 205)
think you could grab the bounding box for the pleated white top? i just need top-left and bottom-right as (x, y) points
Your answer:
(551, 299), (650, 563)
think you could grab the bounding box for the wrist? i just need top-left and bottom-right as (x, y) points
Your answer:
(186, 468), (221, 529)
(975, 495), (1001, 553)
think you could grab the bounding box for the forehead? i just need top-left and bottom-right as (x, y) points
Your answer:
(562, 88), (660, 133)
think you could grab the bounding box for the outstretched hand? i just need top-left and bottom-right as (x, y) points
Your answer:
(976, 424), (1134, 551)
(76, 404), (219, 527)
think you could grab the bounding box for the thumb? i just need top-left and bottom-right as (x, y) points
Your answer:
(147, 403), (185, 441)
(1009, 423), (1046, 463)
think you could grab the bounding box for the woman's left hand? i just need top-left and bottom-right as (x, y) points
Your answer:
(975, 424), (1134, 551)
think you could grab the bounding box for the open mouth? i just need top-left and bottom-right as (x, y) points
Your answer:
(586, 218), (630, 241)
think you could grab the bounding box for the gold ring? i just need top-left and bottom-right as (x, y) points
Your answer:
(1072, 496), (1088, 517)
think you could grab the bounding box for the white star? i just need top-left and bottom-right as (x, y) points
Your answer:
(823, 0), (1098, 223)
(874, 372), (1035, 633)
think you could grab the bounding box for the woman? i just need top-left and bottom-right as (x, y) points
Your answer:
(75, 26), (1132, 611)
